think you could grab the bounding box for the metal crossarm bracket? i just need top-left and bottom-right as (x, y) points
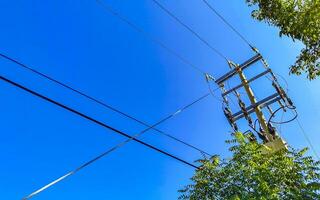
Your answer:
(223, 69), (271, 96)
(213, 52), (292, 150)
(232, 93), (281, 121)
(215, 54), (262, 85)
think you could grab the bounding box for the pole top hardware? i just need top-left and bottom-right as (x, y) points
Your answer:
(215, 53), (295, 152)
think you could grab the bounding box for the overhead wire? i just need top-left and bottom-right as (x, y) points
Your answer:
(0, 75), (200, 170)
(204, 73), (224, 102)
(95, 0), (206, 74)
(294, 114), (320, 160)
(202, 0), (253, 49)
(206, 81), (223, 102)
(151, 0), (228, 62)
(95, 0), (226, 106)
(20, 86), (209, 199)
(201, 0), (319, 161)
(267, 105), (298, 125)
(278, 108), (285, 134)
(0, 52), (211, 157)
(266, 73), (319, 160)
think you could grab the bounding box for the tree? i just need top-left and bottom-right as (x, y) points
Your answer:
(179, 133), (320, 199)
(245, 0), (320, 80)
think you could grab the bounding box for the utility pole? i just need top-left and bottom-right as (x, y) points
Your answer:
(234, 62), (273, 141)
(208, 50), (295, 151)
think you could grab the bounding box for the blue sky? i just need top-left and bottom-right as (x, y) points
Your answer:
(0, 0), (319, 199)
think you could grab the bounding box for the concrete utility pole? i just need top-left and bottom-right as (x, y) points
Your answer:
(236, 65), (273, 141)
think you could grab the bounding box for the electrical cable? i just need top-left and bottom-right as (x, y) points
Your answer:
(294, 114), (320, 160)
(198, 0), (318, 158)
(151, 0), (228, 62)
(202, 0), (253, 48)
(95, 0), (206, 74)
(266, 73), (319, 160)
(278, 108), (285, 134)
(206, 82), (223, 102)
(19, 86), (209, 200)
(249, 123), (261, 136)
(0, 52), (211, 157)
(0, 75), (200, 170)
(227, 80), (241, 108)
(267, 106), (298, 125)
(275, 72), (289, 92)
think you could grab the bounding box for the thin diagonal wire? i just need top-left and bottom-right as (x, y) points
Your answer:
(0, 75), (199, 169)
(152, 0), (228, 61)
(294, 116), (320, 160)
(226, 80), (241, 108)
(202, 0), (253, 48)
(206, 81), (223, 102)
(0, 53), (211, 156)
(272, 75), (318, 159)
(278, 109), (285, 134)
(95, 0), (206, 74)
(22, 90), (208, 199)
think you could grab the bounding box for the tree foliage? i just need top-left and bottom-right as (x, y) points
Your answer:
(179, 133), (320, 199)
(245, 0), (320, 80)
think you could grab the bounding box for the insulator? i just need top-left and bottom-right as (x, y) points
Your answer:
(252, 47), (258, 53)
(287, 97), (294, 107)
(261, 58), (269, 69)
(273, 81), (295, 108)
(224, 107), (233, 122)
(247, 132), (257, 142)
(278, 100), (287, 112)
(258, 127), (269, 143)
(238, 100), (245, 110)
(227, 60), (234, 69)
(223, 107), (238, 131)
(272, 81), (282, 95)
(270, 71), (294, 107)
(273, 81), (288, 102)
(233, 123), (239, 131)
(268, 123), (277, 140)
(237, 97), (252, 125)
(227, 60), (238, 70)
(234, 91), (240, 98)
(247, 116), (253, 125)
(222, 96), (229, 106)
(279, 86), (294, 107)
(205, 73), (215, 82)
(269, 70), (278, 82)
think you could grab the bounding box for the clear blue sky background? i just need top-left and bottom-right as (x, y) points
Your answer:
(0, 0), (319, 199)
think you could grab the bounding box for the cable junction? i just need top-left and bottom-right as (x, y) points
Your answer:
(152, 0), (228, 62)
(0, 52), (211, 157)
(21, 92), (209, 199)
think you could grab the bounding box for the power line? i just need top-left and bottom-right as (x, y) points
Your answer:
(202, 0), (253, 48)
(95, 0), (207, 74)
(294, 116), (320, 160)
(152, 0), (228, 62)
(0, 75), (200, 170)
(207, 81), (223, 103)
(0, 52), (211, 156)
(22, 90), (209, 199)
(274, 74), (318, 159)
